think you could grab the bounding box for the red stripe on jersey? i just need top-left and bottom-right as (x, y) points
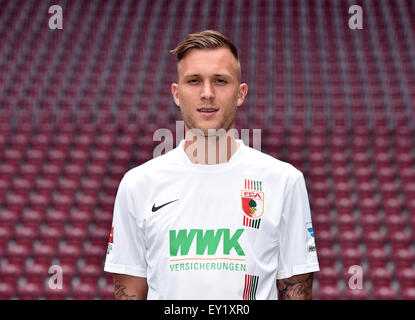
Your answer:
(248, 275), (252, 299)
(243, 274), (248, 300)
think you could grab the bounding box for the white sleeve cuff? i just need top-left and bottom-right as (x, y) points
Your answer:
(276, 262), (320, 280)
(104, 262), (147, 278)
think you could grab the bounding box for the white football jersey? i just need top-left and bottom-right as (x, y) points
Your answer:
(104, 139), (319, 299)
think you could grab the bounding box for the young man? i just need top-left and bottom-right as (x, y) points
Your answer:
(104, 30), (319, 300)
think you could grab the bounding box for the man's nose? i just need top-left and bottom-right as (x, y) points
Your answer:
(200, 81), (214, 100)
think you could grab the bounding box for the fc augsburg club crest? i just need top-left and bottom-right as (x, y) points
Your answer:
(241, 179), (264, 229)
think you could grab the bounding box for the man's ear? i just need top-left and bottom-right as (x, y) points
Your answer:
(171, 83), (180, 107)
(237, 83), (248, 107)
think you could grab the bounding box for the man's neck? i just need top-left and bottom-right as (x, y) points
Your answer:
(183, 131), (240, 165)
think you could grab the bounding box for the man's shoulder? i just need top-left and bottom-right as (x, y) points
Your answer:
(242, 144), (303, 180)
(122, 147), (179, 181)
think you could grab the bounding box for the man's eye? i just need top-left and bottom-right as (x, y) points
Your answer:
(216, 79), (227, 84)
(188, 79), (199, 84)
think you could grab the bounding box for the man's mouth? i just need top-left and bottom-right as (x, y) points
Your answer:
(197, 107), (218, 115)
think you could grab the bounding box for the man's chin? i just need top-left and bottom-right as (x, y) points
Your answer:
(186, 126), (235, 138)
(185, 128), (214, 137)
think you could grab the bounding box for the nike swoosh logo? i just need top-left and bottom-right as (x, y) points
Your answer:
(152, 199), (179, 212)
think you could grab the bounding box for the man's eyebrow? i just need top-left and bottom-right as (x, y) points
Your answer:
(213, 73), (232, 77)
(182, 73), (232, 78)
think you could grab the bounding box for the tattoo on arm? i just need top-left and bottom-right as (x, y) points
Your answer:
(114, 280), (137, 300)
(277, 273), (313, 300)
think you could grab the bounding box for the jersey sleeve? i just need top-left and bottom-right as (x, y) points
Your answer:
(276, 173), (320, 279)
(104, 173), (147, 278)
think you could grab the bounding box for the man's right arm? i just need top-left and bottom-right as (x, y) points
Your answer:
(112, 273), (148, 300)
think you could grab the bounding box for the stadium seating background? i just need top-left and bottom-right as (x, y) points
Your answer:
(0, 0), (414, 299)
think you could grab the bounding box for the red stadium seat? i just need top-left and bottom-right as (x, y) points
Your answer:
(338, 230), (361, 246)
(332, 167), (350, 183)
(76, 194), (98, 211)
(52, 193), (75, 211)
(0, 282), (15, 300)
(344, 288), (369, 300)
(5, 194), (26, 212)
(366, 247), (390, 269)
(58, 244), (82, 266)
(58, 263), (77, 289)
(80, 178), (102, 197)
(362, 230), (387, 248)
(39, 226), (62, 248)
(72, 283), (97, 300)
(57, 178), (79, 194)
(396, 268), (415, 290)
(403, 182), (415, 199)
(0, 225), (13, 247)
(6, 243), (30, 267)
(313, 214), (331, 231)
(31, 244), (55, 266)
(83, 244), (106, 266)
(356, 183), (376, 199)
(379, 182), (399, 198)
(94, 209), (113, 229)
(0, 263), (23, 287)
(44, 284), (71, 300)
(98, 192), (117, 211)
(388, 230), (412, 251)
(69, 209), (93, 227)
(336, 213), (357, 232)
(315, 229), (337, 248)
(29, 193), (50, 211)
(360, 213), (382, 233)
(340, 247), (363, 268)
(21, 209), (44, 229)
(317, 285), (341, 300)
(17, 282), (43, 300)
(98, 283), (115, 300)
(41, 163), (62, 179)
(369, 267), (393, 287)
(383, 198), (404, 215)
(0, 209), (20, 232)
(78, 264), (102, 285)
(14, 225), (38, 247)
(354, 167), (373, 183)
(64, 226), (88, 248)
(384, 213), (406, 232)
(11, 177), (33, 198)
(45, 209), (69, 230)
(335, 197), (355, 215)
(89, 226), (110, 248)
(372, 286), (397, 300)
(408, 198), (415, 216)
(333, 181), (352, 198)
(392, 248), (415, 270)
(25, 263), (49, 286)
(48, 149), (66, 167)
(401, 287), (415, 300)
(316, 266), (339, 287)
(69, 150), (89, 166)
(87, 164), (107, 179)
(312, 197), (330, 215)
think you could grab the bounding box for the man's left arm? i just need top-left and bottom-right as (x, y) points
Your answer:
(277, 272), (314, 300)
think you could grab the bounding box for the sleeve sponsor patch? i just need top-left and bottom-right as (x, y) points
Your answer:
(305, 222), (317, 257)
(107, 226), (114, 255)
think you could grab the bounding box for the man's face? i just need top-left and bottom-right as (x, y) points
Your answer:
(171, 48), (248, 136)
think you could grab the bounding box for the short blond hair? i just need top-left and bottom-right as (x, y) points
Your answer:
(170, 30), (241, 82)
